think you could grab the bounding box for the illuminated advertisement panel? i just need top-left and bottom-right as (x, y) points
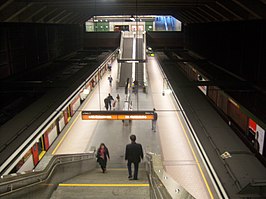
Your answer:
(249, 118), (265, 155)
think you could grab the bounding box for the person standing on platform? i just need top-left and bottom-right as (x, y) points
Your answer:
(152, 108), (158, 132)
(108, 75), (113, 86)
(108, 64), (112, 71)
(125, 135), (143, 180)
(96, 143), (110, 173)
(107, 93), (114, 110)
(116, 94), (120, 102)
(112, 94), (120, 110)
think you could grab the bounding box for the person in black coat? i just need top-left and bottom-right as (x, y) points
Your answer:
(96, 143), (110, 173)
(125, 134), (144, 180)
(107, 93), (114, 110)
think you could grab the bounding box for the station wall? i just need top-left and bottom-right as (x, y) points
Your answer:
(146, 31), (184, 48)
(184, 20), (266, 88)
(0, 23), (82, 79)
(83, 32), (120, 49)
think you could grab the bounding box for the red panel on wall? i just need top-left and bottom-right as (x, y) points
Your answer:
(31, 143), (39, 166)
(44, 131), (50, 151)
(63, 110), (68, 124)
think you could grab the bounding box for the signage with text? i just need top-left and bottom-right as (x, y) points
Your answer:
(82, 111), (154, 120)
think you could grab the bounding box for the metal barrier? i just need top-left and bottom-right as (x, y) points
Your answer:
(0, 152), (95, 198)
(145, 153), (195, 199)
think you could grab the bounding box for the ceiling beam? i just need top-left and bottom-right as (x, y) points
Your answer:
(47, 10), (66, 23)
(71, 14), (85, 24)
(173, 12), (194, 24)
(216, 0), (250, 20)
(0, 0), (13, 12)
(64, 13), (80, 24)
(232, 0), (266, 19)
(35, 7), (58, 23)
(179, 9), (202, 23)
(197, 7), (220, 21)
(204, 4), (229, 21)
(216, 0), (243, 20)
(5, 3), (33, 22)
(54, 11), (72, 24)
(24, 5), (47, 22)
(43, 9), (64, 23)
(191, 8), (212, 22)
(79, 14), (92, 24)
(209, 4), (236, 21)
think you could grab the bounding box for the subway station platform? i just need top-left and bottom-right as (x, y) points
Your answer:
(44, 55), (218, 199)
(3, 53), (265, 199)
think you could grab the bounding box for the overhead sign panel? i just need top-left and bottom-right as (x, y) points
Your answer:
(82, 111), (154, 120)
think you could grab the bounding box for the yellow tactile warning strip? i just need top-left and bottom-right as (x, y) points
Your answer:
(59, 184), (149, 187)
(52, 87), (97, 155)
(172, 102), (214, 199)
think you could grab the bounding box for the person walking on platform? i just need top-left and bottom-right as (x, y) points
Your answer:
(112, 94), (120, 110)
(125, 135), (143, 180)
(152, 108), (158, 132)
(133, 80), (138, 94)
(96, 143), (110, 173)
(108, 75), (113, 86)
(107, 93), (114, 110)
(104, 97), (109, 110)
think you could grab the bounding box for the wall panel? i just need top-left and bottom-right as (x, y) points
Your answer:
(0, 23), (82, 79)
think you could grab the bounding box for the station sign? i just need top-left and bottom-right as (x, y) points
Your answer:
(81, 110), (154, 120)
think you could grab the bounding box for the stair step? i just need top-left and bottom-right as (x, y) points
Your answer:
(50, 168), (150, 199)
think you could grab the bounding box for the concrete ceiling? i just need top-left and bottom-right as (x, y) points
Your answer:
(0, 0), (266, 24)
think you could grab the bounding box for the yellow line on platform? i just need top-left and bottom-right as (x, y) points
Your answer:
(52, 88), (97, 155)
(175, 109), (214, 199)
(59, 184), (149, 187)
(52, 115), (80, 155)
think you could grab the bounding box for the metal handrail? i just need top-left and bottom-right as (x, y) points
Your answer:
(145, 153), (194, 199)
(0, 152), (95, 197)
(146, 154), (165, 199)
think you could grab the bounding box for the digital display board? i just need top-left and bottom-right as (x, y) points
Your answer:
(82, 111), (154, 120)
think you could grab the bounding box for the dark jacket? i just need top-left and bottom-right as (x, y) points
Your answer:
(153, 112), (158, 121)
(125, 142), (143, 163)
(107, 95), (114, 102)
(96, 147), (110, 162)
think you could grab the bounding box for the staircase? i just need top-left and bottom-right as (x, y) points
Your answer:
(51, 165), (150, 199)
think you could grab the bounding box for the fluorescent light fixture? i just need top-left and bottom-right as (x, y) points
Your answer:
(126, 60), (139, 63)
